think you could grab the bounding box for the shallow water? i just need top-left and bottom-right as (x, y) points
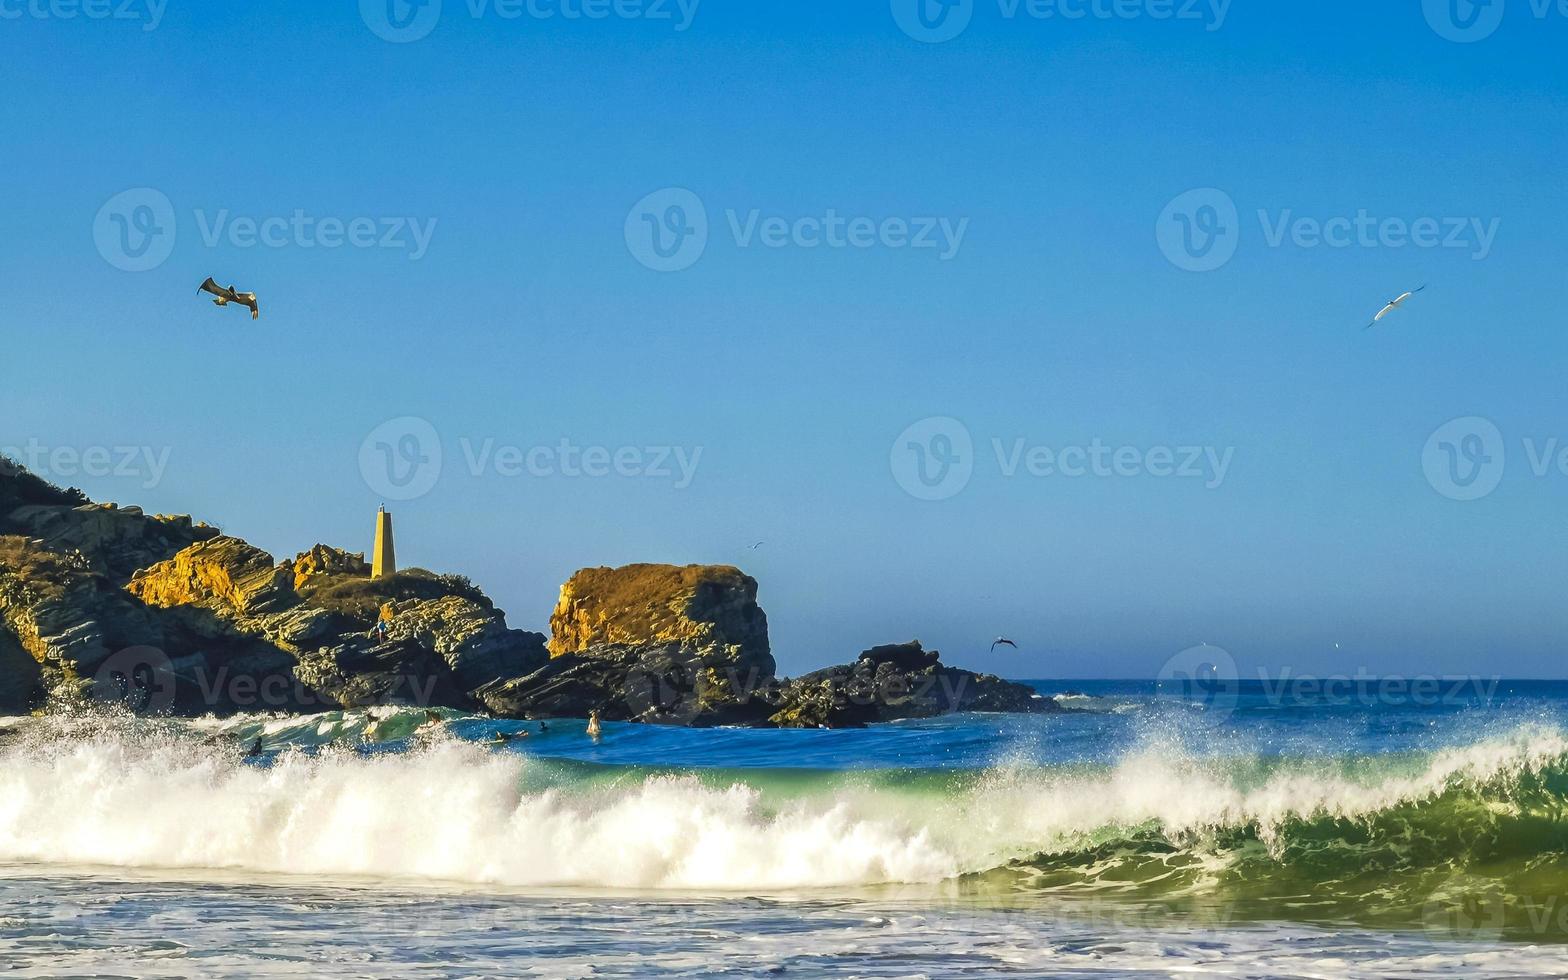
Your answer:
(3, 680), (1567, 977)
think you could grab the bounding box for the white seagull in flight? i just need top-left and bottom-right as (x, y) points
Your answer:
(1365, 285), (1426, 330)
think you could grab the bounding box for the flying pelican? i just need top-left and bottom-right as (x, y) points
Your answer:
(1365, 285), (1426, 330)
(990, 637), (1019, 653)
(197, 277), (260, 320)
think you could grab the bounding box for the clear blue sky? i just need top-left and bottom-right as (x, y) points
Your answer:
(2, 1), (1565, 677)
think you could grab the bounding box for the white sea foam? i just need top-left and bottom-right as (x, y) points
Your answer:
(0, 721), (1563, 890)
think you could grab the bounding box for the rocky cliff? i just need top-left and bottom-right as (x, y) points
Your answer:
(0, 460), (1046, 727)
(0, 463), (545, 715)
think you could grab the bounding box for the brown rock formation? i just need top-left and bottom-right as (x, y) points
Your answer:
(286, 545), (370, 590)
(128, 537), (296, 616)
(548, 564), (773, 674)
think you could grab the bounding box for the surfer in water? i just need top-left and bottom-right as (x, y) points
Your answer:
(586, 709), (602, 739)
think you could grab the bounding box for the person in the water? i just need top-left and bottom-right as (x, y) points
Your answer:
(490, 729), (528, 745)
(586, 709), (602, 739)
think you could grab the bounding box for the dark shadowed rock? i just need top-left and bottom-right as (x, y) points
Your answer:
(293, 639), (478, 711)
(477, 642), (781, 726)
(0, 626), (42, 713)
(770, 641), (1053, 729)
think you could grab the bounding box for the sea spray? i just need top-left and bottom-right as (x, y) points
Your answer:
(2, 716), (1567, 903)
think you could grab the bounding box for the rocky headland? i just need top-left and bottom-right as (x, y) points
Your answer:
(0, 460), (1052, 726)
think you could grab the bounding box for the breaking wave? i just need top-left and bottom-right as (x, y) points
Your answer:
(0, 714), (1565, 925)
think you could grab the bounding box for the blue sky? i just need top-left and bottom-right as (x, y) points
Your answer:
(2, 0), (1566, 677)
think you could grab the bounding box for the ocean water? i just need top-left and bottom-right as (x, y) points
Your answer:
(3, 680), (1568, 978)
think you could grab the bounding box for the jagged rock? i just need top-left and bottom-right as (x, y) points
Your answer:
(292, 639), (476, 711)
(476, 642), (780, 725)
(769, 641), (1053, 729)
(4, 502), (218, 584)
(128, 537), (297, 617)
(0, 537), (167, 677)
(0, 625), (42, 713)
(379, 595), (548, 694)
(548, 564), (774, 676)
(285, 545), (369, 590)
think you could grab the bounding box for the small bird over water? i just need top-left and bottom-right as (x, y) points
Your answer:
(1365, 285), (1426, 330)
(991, 637), (1019, 653)
(197, 277), (260, 320)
